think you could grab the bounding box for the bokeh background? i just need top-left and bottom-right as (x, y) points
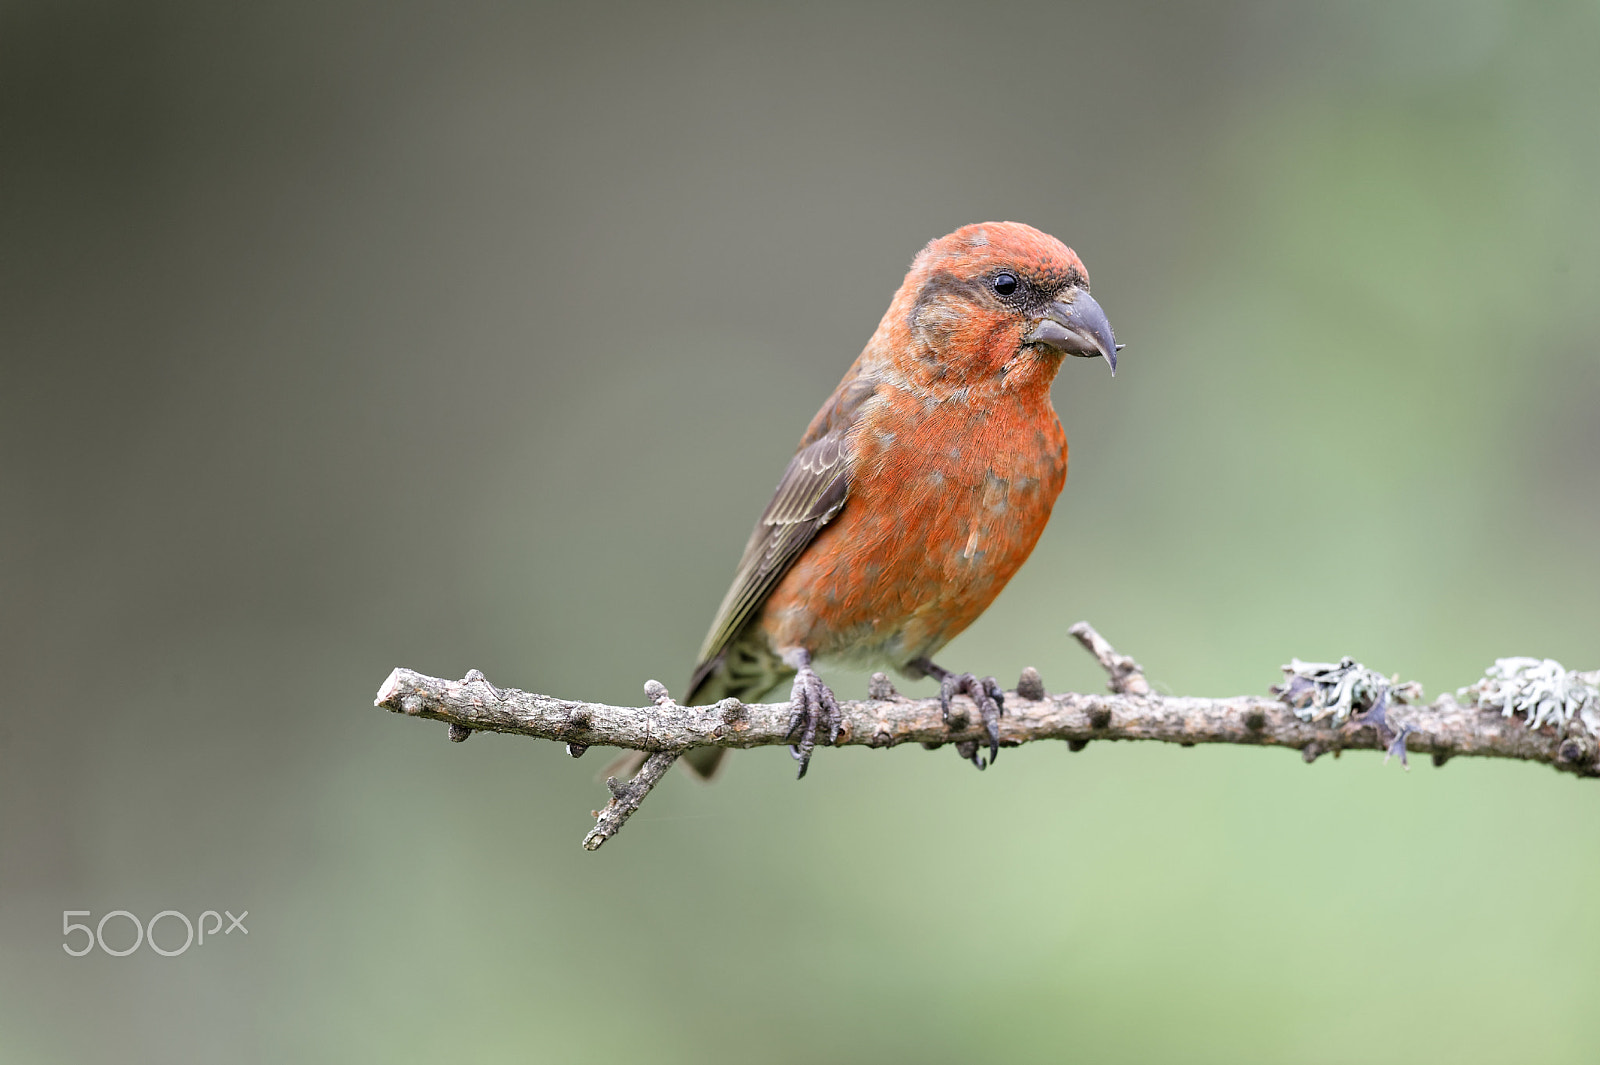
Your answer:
(4, 1), (1599, 1061)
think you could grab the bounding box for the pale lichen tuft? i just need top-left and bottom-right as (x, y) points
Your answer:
(1459, 658), (1600, 734)
(1273, 657), (1423, 725)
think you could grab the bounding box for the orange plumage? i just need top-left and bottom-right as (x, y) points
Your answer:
(686, 222), (1118, 778)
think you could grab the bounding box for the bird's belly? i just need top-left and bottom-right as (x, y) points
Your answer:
(758, 406), (1067, 670)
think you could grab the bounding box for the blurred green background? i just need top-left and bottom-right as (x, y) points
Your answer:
(3, 1), (1598, 1062)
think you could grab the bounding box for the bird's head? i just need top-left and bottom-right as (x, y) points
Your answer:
(892, 221), (1119, 388)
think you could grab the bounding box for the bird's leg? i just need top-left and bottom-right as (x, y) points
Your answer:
(782, 649), (841, 780)
(909, 658), (1004, 769)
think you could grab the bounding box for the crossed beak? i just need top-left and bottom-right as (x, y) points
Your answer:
(1024, 289), (1121, 375)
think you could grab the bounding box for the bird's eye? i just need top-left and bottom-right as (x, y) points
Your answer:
(991, 272), (1018, 297)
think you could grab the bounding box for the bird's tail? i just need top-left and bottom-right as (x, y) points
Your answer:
(605, 641), (791, 782)
(677, 642), (791, 779)
(601, 724), (728, 785)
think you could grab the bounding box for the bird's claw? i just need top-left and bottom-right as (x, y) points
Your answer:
(939, 672), (1005, 769)
(786, 666), (842, 779)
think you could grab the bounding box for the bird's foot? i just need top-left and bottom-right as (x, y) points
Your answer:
(786, 666), (841, 779)
(911, 659), (1004, 769)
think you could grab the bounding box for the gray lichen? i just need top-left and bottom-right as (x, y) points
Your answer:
(1273, 657), (1423, 725)
(1459, 658), (1600, 735)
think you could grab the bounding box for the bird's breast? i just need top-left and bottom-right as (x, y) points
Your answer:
(759, 384), (1068, 668)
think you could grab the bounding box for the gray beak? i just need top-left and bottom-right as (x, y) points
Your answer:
(1024, 289), (1120, 375)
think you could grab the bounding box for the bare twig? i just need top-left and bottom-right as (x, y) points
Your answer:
(373, 624), (1600, 850)
(1069, 620), (1150, 695)
(584, 749), (680, 851)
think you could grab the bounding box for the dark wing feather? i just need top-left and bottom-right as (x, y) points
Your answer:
(687, 371), (878, 700)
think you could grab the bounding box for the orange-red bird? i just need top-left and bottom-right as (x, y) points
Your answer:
(684, 222), (1118, 778)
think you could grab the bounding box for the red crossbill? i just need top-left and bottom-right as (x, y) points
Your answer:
(685, 221), (1118, 778)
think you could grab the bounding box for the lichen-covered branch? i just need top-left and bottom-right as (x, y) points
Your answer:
(373, 626), (1599, 850)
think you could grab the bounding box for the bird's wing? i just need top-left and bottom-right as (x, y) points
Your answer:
(687, 369), (878, 699)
